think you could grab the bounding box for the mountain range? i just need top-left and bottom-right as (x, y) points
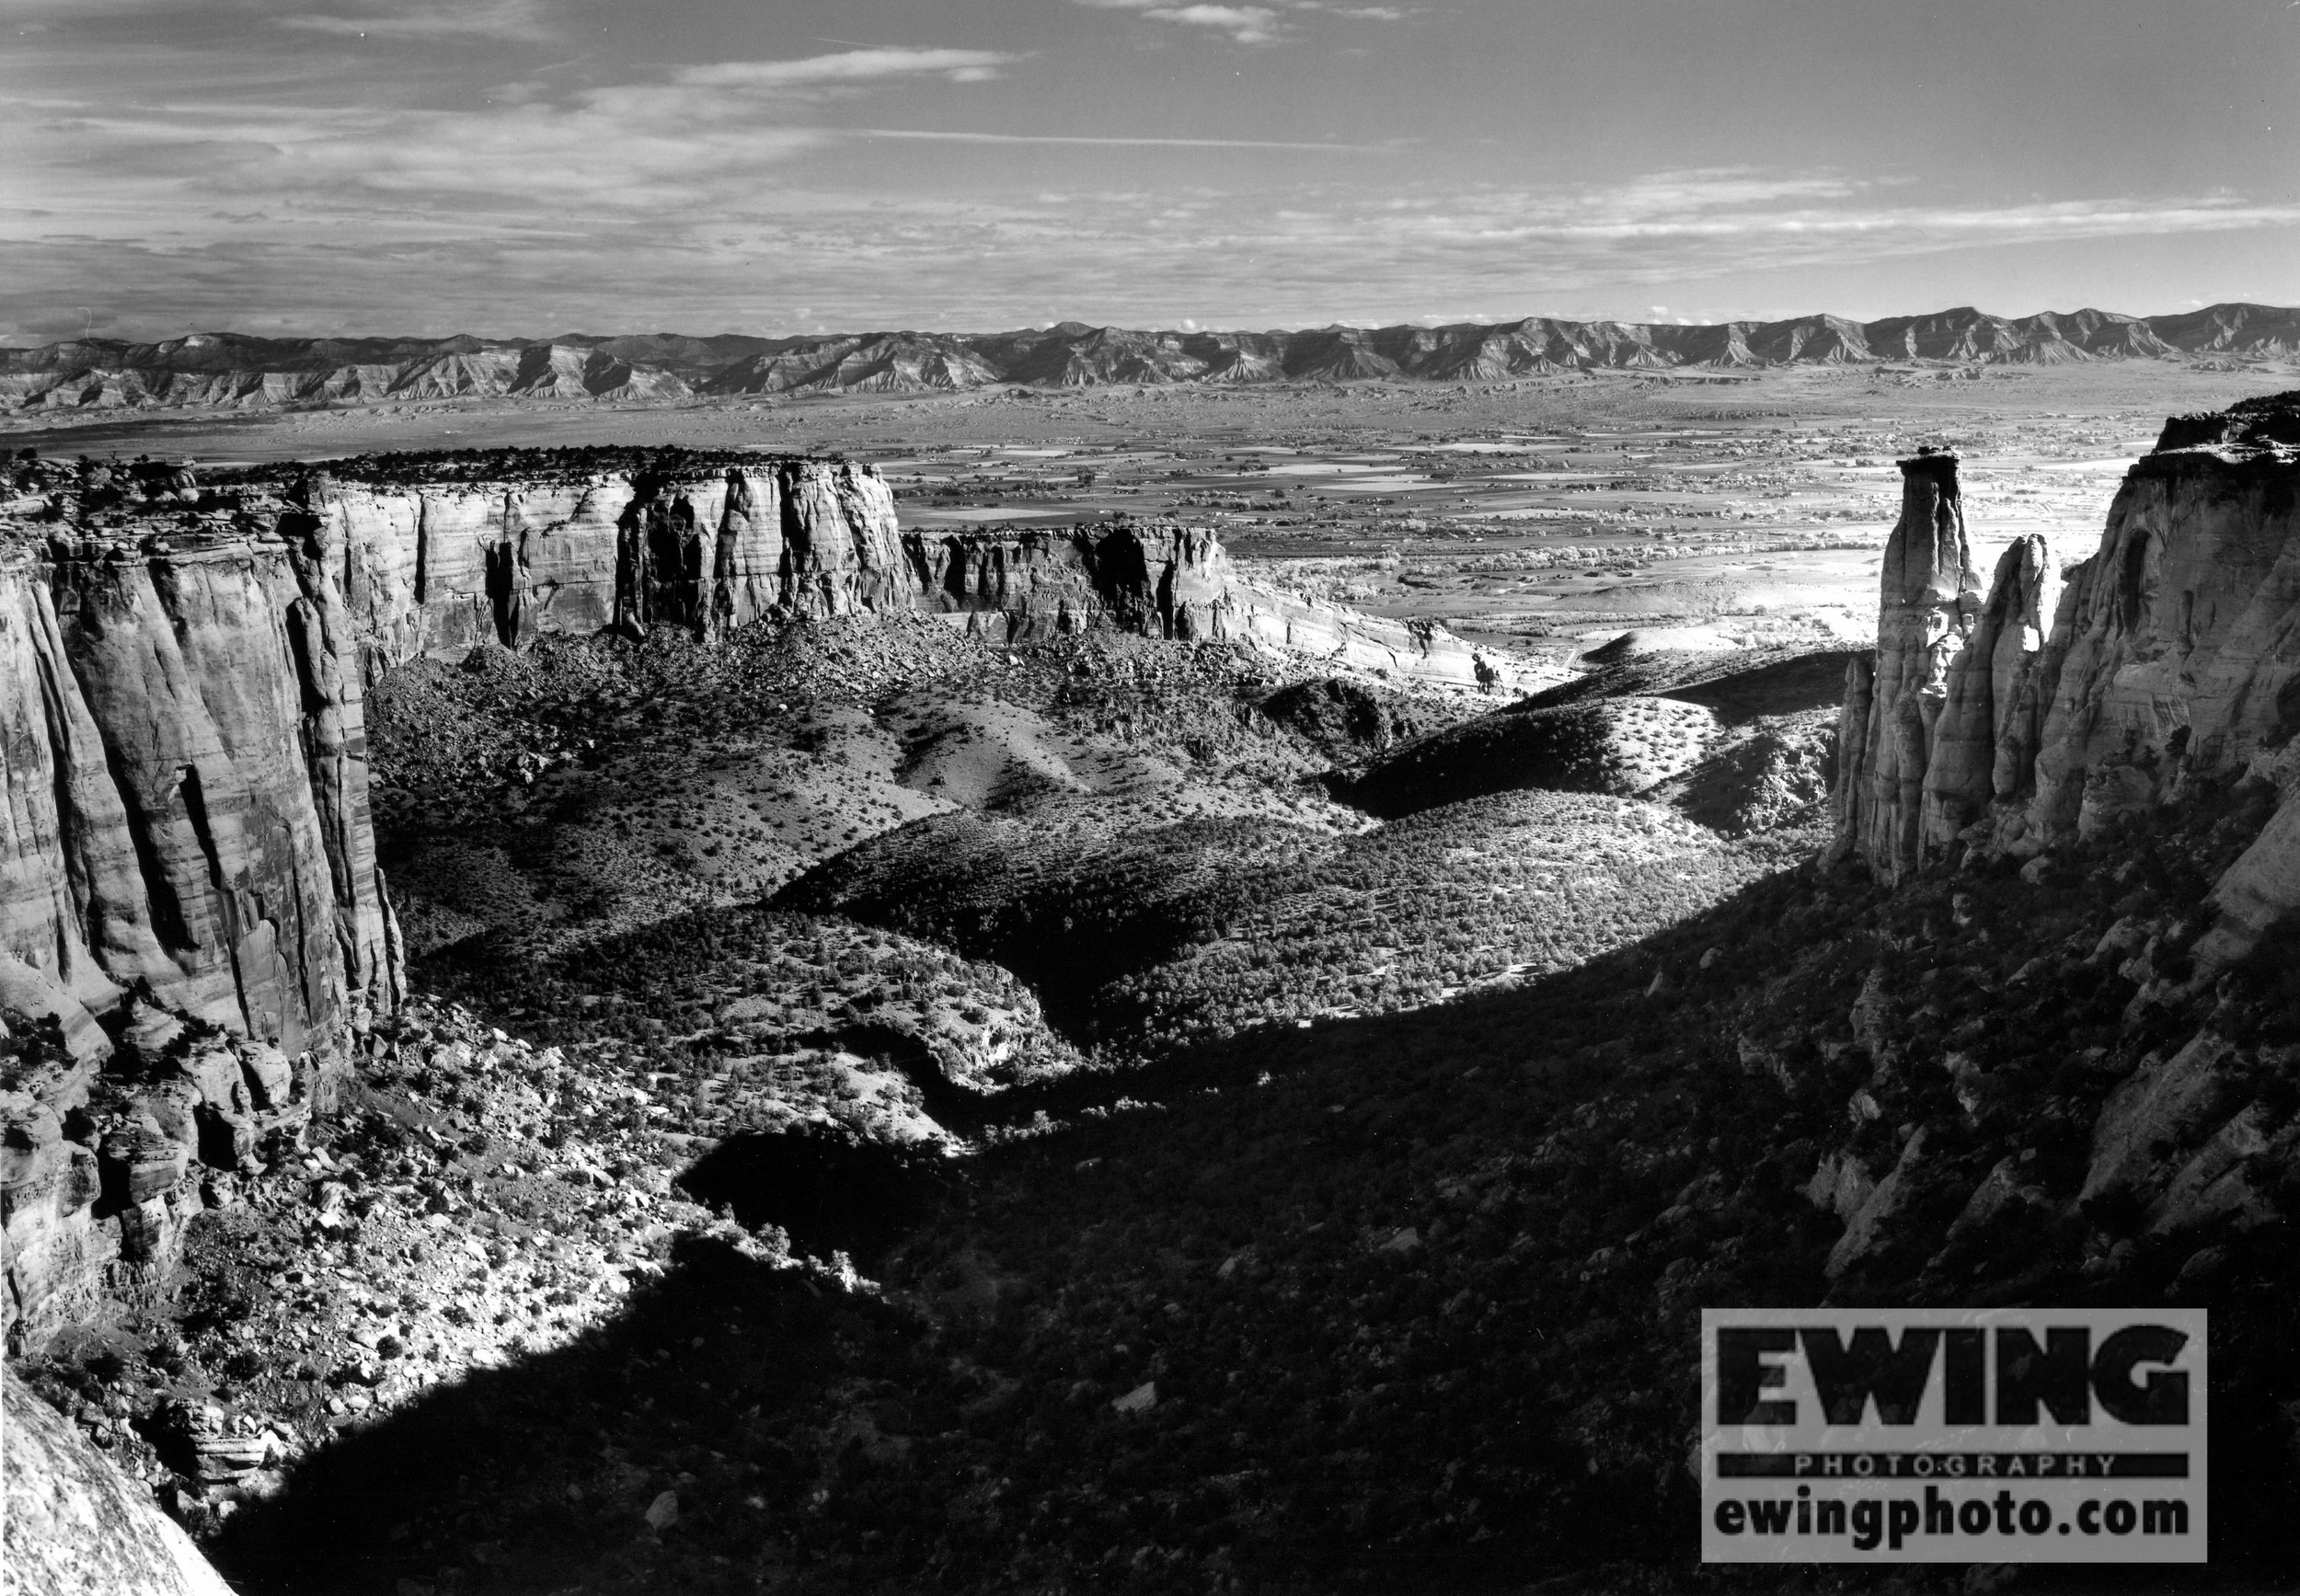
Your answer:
(6, 303), (2298, 413)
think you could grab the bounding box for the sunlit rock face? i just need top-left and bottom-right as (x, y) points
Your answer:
(2020, 433), (2300, 846)
(1, 1362), (238, 1596)
(1833, 451), (1981, 880)
(0, 531), (397, 1051)
(1834, 392), (2300, 972)
(903, 523), (1501, 687)
(1921, 532), (2059, 849)
(312, 460), (907, 677)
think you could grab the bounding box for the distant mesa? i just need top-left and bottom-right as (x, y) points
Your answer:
(5, 303), (2297, 414)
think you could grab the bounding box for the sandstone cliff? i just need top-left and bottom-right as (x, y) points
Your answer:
(1, 513), (397, 1339)
(307, 458), (909, 674)
(903, 523), (1502, 688)
(0, 531), (397, 1047)
(1834, 393), (2300, 965)
(12, 454), (1502, 691)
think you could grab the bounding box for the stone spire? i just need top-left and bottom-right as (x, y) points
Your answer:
(1832, 451), (1982, 879)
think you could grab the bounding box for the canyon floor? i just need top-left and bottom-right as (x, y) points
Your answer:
(10, 370), (2300, 1595)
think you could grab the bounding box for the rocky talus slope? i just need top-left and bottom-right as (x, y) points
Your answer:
(6, 303), (2299, 413)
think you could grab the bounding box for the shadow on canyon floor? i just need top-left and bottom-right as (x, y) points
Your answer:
(210, 842), (2300, 1595)
(209, 892), (1782, 1596)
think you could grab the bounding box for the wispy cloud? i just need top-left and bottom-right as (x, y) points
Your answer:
(9, 149), (2296, 342)
(1070, 0), (1410, 43)
(849, 127), (1378, 151)
(675, 50), (1020, 90)
(3, 3), (2293, 345)
(1073, 0), (1288, 44)
(278, 0), (552, 41)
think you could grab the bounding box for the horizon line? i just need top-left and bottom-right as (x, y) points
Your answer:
(6, 299), (2291, 351)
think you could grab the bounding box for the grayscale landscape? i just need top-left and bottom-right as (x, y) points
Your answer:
(6, 2), (2300, 1594)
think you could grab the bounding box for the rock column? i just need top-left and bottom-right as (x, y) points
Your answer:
(1834, 451), (1980, 879)
(1919, 533), (2059, 849)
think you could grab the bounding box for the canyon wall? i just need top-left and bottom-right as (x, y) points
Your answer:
(311, 459), (909, 674)
(0, 532), (397, 1046)
(277, 465), (1502, 689)
(903, 523), (1503, 688)
(1834, 393), (2300, 962)
(1, 519), (399, 1340)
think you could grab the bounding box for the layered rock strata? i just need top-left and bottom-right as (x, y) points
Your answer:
(10, 458), (1503, 690)
(1, 510), (395, 1338)
(310, 459), (909, 674)
(1834, 393), (2300, 964)
(903, 524), (1502, 687)
(0, 531), (397, 1046)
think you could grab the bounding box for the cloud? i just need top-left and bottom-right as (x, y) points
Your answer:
(278, 0), (553, 41)
(0, 43), (1049, 232)
(675, 50), (1020, 90)
(15, 160), (2297, 345)
(1073, 0), (1287, 43)
(850, 128), (1374, 150)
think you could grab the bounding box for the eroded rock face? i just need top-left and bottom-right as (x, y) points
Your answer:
(903, 524), (1230, 639)
(1836, 396), (2300, 916)
(1920, 534), (2059, 848)
(0, 519), (395, 1338)
(2023, 446), (2300, 845)
(2, 1362), (237, 1596)
(315, 460), (907, 675)
(928, 522), (1512, 688)
(1, 986), (326, 1340)
(301, 466), (1501, 690)
(0, 534), (397, 1048)
(1832, 452), (1980, 879)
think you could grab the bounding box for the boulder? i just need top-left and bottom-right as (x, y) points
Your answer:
(0, 958), (109, 1064)
(1800, 1152), (1877, 1221)
(1, 1363), (237, 1596)
(2078, 1032), (2247, 1216)
(1826, 1128), (1930, 1278)
(2144, 1102), (2284, 1236)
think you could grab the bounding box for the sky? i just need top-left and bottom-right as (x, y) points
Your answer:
(3, 0), (2296, 342)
